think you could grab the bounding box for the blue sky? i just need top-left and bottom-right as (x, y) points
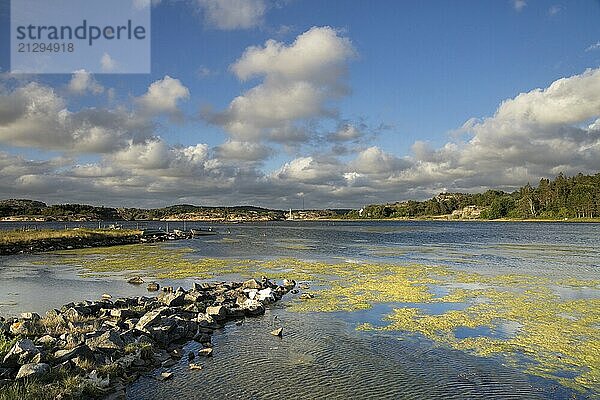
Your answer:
(0, 0), (599, 208)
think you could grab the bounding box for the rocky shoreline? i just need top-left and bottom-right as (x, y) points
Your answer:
(0, 277), (297, 399)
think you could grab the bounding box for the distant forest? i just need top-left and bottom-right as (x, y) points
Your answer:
(348, 172), (600, 220)
(0, 172), (599, 221)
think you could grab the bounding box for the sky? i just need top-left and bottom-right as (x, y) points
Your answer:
(0, 0), (599, 209)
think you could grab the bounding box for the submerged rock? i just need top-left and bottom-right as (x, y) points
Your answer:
(127, 276), (145, 285)
(157, 371), (173, 381)
(270, 327), (283, 337)
(198, 348), (213, 357)
(147, 282), (160, 292)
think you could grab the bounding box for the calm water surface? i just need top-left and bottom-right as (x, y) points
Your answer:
(1, 221), (598, 399)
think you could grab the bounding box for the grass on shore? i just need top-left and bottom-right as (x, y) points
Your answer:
(0, 228), (141, 246)
(0, 332), (18, 360)
(0, 368), (104, 400)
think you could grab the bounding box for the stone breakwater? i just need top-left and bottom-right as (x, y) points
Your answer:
(0, 277), (297, 399)
(0, 235), (142, 256)
(0, 231), (195, 256)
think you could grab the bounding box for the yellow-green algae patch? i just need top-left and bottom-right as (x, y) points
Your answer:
(361, 284), (600, 394)
(44, 244), (600, 394)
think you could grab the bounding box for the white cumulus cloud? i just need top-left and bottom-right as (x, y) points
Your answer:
(135, 75), (190, 117)
(68, 70), (104, 95)
(196, 0), (266, 30)
(209, 26), (356, 144)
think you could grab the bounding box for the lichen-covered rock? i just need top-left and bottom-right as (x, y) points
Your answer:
(184, 291), (206, 303)
(196, 314), (220, 330)
(10, 320), (40, 336)
(145, 319), (177, 345)
(225, 306), (245, 318)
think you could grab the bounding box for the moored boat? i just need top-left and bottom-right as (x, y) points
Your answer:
(190, 228), (217, 236)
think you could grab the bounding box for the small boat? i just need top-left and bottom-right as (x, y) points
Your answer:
(190, 228), (217, 236)
(141, 229), (167, 237)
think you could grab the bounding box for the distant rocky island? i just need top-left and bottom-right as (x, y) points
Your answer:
(1, 172), (598, 223)
(0, 200), (349, 223)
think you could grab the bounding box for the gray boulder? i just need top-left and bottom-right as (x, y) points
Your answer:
(3, 339), (40, 366)
(36, 335), (57, 347)
(158, 292), (185, 307)
(86, 330), (124, 352)
(9, 320), (40, 336)
(16, 363), (50, 380)
(54, 344), (95, 364)
(145, 318), (177, 345)
(136, 307), (170, 331)
(240, 299), (265, 316)
(242, 279), (262, 290)
(196, 314), (220, 330)
(205, 305), (227, 321)
(282, 279), (296, 289)
(19, 313), (41, 321)
(110, 309), (137, 320)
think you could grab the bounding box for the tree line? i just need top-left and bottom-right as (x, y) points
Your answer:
(347, 172), (600, 220)
(1, 172), (598, 221)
